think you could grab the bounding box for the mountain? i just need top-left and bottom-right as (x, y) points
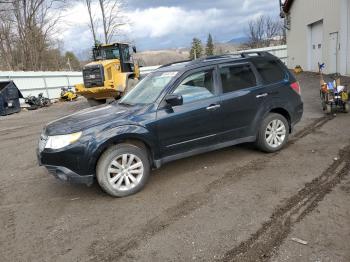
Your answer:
(227, 37), (249, 45)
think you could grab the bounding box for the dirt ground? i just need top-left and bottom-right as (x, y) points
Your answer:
(0, 72), (349, 262)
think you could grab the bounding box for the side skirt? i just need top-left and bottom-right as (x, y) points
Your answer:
(153, 136), (256, 168)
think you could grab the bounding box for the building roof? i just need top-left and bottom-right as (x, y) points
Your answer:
(283, 0), (294, 13)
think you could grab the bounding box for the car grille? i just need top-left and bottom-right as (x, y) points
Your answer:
(83, 64), (105, 88)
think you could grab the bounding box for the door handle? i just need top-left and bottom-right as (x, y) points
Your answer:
(206, 104), (221, 111)
(256, 93), (268, 98)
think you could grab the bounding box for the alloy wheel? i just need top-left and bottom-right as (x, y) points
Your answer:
(265, 119), (286, 148)
(107, 153), (144, 191)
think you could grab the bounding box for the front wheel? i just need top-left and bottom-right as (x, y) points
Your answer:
(96, 143), (150, 197)
(256, 113), (289, 153)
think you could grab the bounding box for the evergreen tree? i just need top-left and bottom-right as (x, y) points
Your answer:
(189, 38), (203, 60)
(64, 52), (81, 71)
(205, 33), (214, 56)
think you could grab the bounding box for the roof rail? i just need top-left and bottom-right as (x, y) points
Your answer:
(197, 54), (242, 62)
(159, 59), (192, 68)
(240, 51), (273, 58)
(160, 51), (275, 69)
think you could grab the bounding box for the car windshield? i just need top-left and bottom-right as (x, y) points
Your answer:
(119, 71), (178, 105)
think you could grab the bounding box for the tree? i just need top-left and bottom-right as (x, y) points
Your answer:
(189, 38), (203, 60)
(245, 15), (284, 48)
(98, 0), (126, 44)
(0, 0), (68, 71)
(85, 0), (98, 44)
(205, 33), (214, 56)
(65, 51), (81, 71)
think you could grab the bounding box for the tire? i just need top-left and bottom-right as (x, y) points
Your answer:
(87, 98), (106, 107)
(96, 143), (150, 197)
(256, 113), (289, 153)
(344, 103), (349, 113)
(124, 78), (139, 95)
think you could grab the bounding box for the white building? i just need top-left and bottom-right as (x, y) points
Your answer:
(283, 0), (350, 75)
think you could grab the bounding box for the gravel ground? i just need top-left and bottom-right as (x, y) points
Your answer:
(0, 72), (349, 262)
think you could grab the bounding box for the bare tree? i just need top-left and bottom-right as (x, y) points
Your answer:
(85, 0), (97, 44)
(245, 15), (284, 48)
(0, 0), (68, 70)
(98, 0), (125, 44)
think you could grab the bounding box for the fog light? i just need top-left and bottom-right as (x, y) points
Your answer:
(57, 172), (68, 181)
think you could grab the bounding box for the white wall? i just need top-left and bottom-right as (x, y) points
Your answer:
(286, 0), (349, 74)
(0, 47), (288, 100)
(238, 45), (288, 65)
(0, 67), (161, 99)
(0, 72), (83, 99)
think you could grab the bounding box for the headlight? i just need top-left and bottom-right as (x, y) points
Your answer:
(45, 132), (82, 150)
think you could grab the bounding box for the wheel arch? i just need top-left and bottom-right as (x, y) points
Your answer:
(269, 107), (292, 132)
(90, 132), (157, 175)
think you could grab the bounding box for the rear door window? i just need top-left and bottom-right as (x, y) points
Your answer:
(253, 59), (286, 84)
(219, 64), (257, 93)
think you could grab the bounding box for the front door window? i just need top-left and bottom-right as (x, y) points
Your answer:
(173, 70), (215, 104)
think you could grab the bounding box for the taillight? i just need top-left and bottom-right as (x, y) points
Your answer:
(290, 82), (301, 95)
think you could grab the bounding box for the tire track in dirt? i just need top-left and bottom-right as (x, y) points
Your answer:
(291, 115), (334, 140)
(88, 157), (269, 261)
(0, 208), (16, 257)
(220, 144), (350, 262)
(88, 116), (335, 261)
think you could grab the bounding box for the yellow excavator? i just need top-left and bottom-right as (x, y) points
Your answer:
(75, 42), (140, 106)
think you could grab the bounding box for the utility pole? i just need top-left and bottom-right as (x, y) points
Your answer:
(67, 58), (72, 71)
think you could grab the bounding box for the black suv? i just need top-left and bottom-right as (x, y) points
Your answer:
(37, 52), (303, 197)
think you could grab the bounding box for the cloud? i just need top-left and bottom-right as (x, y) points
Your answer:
(57, 0), (280, 53)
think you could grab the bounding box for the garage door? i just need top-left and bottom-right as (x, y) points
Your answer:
(310, 20), (324, 72)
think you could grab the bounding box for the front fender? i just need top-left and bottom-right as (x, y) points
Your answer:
(87, 124), (158, 175)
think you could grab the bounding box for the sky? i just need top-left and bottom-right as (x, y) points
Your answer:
(57, 0), (281, 54)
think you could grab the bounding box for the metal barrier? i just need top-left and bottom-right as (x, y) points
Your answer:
(0, 45), (287, 99)
(0, 71), (83, 99)
(237, 45), (288, 65)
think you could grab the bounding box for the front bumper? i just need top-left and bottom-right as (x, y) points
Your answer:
(45, 165), (94, 186)
(37, 141), (96, 186)
(75, 83), (120, 99)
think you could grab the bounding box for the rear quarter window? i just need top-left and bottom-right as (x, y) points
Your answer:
(253, 59), (286, 84)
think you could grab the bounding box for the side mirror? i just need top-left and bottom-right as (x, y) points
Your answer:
(132, 46), (137, 53)
(165, 94), (183, 107)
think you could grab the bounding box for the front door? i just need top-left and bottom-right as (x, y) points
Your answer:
(156, 67), (223, 157)
(329, 32), (339, 74)
(310, 20), (324, 72)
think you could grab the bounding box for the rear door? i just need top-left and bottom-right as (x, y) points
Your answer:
(156, 67), (223, 157)
(217, 62), (266, 141)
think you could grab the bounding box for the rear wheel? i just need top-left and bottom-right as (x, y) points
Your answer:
(87, 98), (106, 107)
(256, 113), (289, 153)
(96, 143), (150, 197)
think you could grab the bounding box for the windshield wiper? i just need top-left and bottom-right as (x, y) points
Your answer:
(118, 101), (134, 106)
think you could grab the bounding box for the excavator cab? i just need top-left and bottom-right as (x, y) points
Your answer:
(75, 42), (140, 106)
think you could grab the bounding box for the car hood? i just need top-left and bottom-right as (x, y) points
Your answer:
(44, 103), (144, 135)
